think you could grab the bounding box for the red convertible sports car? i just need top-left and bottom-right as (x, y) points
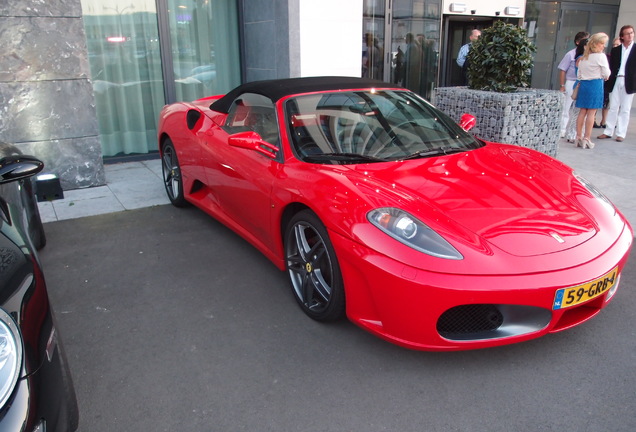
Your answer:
(158, 76), (633, 351)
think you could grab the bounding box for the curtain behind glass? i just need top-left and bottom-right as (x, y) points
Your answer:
(82, 0), (241, 157)
(82, 0), (165, 156)
(167, 0), (241, 102)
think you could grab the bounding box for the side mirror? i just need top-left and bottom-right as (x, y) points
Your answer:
(459, 114), (476, 132)
(0, 155), (44, 184)
(228, 131), (279, 158)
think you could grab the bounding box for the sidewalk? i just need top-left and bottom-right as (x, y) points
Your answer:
(37, 159), (169, 223)
(37, 109), (636, 229)
(557, 107), (636, 228)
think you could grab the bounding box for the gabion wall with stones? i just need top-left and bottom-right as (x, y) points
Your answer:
(435, 87), (564, 157)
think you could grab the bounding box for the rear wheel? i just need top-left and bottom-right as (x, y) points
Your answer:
(284, 210), (345, 322)
(161, 139), (188, 207)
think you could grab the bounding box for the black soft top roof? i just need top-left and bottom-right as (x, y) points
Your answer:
(209, 76), (399, 113)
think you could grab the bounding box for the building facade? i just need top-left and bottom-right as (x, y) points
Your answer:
(1, 0), (633, 190)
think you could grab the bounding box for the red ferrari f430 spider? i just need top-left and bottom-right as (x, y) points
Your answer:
(158, 77), (632, 351)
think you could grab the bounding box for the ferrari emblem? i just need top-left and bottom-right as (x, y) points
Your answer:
(305, 263), (313, 273)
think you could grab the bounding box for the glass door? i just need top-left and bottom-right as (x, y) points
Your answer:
(552, 5), (617, 89)
(362, 0), (386, 81)
(441, 19), (492, 87)
(527, 1), (618, 90)
(362, 0), (441, 101)
(390, 0), (441, 100)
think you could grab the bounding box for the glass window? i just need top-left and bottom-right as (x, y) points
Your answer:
(389, 0), (440, 100)
(81, 0), (241, 158)
(82, 0), (165, 157)
(362, 0), (441, 100)
(223, 94), (279, 146)
(167, 0), (241, 102)
(362, 0), (386, 80)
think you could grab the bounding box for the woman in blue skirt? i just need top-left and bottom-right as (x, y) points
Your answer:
(575, 33), (611, 149)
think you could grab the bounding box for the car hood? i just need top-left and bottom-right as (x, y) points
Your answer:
(345, 144), (605, 258)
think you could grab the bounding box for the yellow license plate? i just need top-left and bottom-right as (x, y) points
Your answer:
(553, 267), (619, 310)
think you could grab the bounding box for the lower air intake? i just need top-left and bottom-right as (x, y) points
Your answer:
(436, 304), (552, 341)
(437, 304), (503, 338)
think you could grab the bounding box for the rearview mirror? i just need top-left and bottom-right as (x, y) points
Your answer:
(459, 114), (476, 132)
(228, 131), (279, 158)
(0, 155), (44, 184)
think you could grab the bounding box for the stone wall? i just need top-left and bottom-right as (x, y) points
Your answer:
(0, 0), (104, 189)
(435, 87), (564, 157)
(241, 0), (294, 81)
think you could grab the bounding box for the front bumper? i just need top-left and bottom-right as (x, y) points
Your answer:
(332, 223), (633, 351)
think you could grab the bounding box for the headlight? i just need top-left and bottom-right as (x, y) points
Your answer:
(368, 208), (463, 260)
(0, 308), (22, 409)
(575, 174), (615, 215)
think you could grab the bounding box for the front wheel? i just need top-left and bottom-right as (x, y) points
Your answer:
(161, 139), (188, 207)
(284, 210), (345, 322)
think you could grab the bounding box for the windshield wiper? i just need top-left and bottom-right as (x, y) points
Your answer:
(402, 146), (466, 160)
(303, 152), (385, 163)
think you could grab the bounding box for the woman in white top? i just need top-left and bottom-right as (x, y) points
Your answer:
(575, 32), (611, 149)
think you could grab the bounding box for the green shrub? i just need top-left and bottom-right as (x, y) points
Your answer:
(467, 21), (536, 93)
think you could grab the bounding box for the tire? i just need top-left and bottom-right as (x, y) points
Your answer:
(284, 210), (345, 322)
(161, 139), (189, 207)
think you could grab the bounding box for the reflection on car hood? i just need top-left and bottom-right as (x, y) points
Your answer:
(349, 143), (605, 257)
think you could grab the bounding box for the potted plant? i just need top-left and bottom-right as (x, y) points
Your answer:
(435, 21), (563, 156)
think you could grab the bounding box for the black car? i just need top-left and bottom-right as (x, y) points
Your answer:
(0, 143), (78, 431)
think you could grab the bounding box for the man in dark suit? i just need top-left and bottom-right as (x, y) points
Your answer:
(598, 25), (636, 142)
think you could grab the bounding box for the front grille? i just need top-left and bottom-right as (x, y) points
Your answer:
(437, 304), (504, 338)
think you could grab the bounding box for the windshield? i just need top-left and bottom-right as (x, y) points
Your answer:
(285, 90), (482, 164)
